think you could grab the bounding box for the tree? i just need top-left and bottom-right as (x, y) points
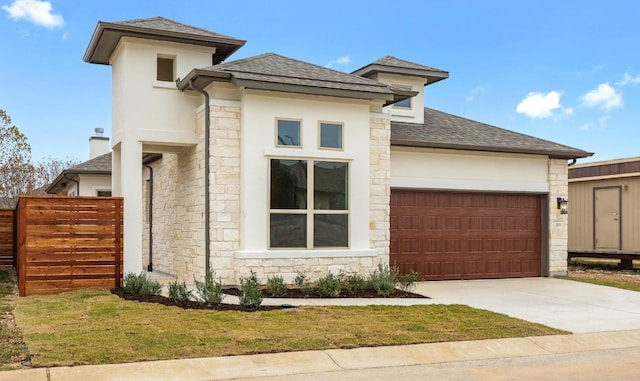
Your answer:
(34, 156), (81, 191)
(0, 109), (34, 208)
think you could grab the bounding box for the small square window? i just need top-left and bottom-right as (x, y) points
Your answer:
(276, 119), (301, 147)
(393, 85), (412, 109)
(319, 123), (343, 149)
(157, 57), (174, 82)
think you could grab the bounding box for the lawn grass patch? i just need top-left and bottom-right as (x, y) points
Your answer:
(14, 289), (566, 367)
(561, 276), (640, 292)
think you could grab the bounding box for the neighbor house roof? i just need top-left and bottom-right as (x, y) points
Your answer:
(84, 16), (245, 65)
(569, 156), (640, 180)
(176, 53), (416, 105)
(352, 56), (449, 85)
(391, 108), (593, 159)
(46, 153), (112, 194)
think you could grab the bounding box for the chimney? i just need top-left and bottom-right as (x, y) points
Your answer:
(89, 128), (110, 159)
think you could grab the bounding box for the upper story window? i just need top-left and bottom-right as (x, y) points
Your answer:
(319, 122), (343, 150)
(276, 119), (301, 147)
(157, 56), (175, 82)
(393, 85), (412, 109)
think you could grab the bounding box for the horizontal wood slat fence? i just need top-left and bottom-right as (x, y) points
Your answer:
(0, 210), (15, 267)
(16, 196), (123, 296)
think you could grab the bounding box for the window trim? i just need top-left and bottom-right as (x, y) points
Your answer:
(268, 157), (350, 250)
(318, 121), (344, 151)
(156, 54), (176, 82)
(275, 118), (303, 148)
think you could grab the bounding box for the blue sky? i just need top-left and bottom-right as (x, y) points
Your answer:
(1, 0), (639, 163)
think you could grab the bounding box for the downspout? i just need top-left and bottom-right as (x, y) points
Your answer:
(62, 175), (80, 196)
(568, 158), (577, 166)
(188, 79), (211, 276)
(144, 164), (154, 272)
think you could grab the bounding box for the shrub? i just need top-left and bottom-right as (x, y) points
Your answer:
(239, 271), (263, 309)
(194, 270), (225, 305)
(398, 270), (420, 293)
(266, 275), (288, 297)
(368, 263), (398, 297)
(294, 270), (313, 296)
(123, 272), (162, 296)
(168, 281), (193, 304)
(341, 272), (366, 296)
(315, 272), (341, 298)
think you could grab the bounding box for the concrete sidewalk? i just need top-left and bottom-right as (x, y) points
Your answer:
(5, 329), (640, 381)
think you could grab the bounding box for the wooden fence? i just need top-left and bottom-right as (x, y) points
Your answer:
(0, 210), (15, 266)
(16, 196), (123, 296)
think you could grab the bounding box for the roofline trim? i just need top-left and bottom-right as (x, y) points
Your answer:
(45, 170), (111, 194)
(353, 64), (449, 84)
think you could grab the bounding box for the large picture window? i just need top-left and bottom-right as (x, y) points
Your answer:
(270, 159), (348, 248)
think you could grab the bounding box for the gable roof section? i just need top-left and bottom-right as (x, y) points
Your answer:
(177, 53), (415, 104)
(45, 153), (112, 194)
(352, 56), (449, 85)
(84, 16), (245, 65)
(392, 108), (592, 159)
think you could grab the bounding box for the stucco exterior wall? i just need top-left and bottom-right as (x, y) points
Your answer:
(548, 159), (569, 276)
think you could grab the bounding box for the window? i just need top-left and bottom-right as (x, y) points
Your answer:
(97, 190), (112, 197)
(319, 122), (343, 149)
(157, 56), (175, 82)
(269, 159), (348, 248)
(393, 85), (412, 109)
(276, 119), (301, 147)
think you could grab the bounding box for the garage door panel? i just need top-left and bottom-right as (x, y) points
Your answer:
(390, 190), (542, 280)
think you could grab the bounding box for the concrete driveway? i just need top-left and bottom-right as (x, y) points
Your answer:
(414, 277), (640, 333)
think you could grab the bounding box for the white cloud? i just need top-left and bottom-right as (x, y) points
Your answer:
(465, 86), (486, 102)
(326, 55), (350, 68)
(516, 91), (564, 118)
(615, 72), (640, 86)
(2, 0), (63, 28)
(580, 83), (622, 110)
(62, 31), (68, 40)
(580, 124), (590, 131)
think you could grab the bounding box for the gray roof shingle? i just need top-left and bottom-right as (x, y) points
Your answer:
(392, 108), (592, 159)
(115, 17), (238, 41)
(352, 56), (449, 84)
(70, 152), (112, 173)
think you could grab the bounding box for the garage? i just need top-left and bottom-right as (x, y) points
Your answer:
(390, 190), (542, 280)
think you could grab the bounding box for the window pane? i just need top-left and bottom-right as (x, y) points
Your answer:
(320, 123), (342, 149)
(157, 57), (174, 81)
(314, 214), (348, 247)
(271, 214), (306, 248)
(394, 98), (411, 108)
(271, 159), (307, 209)
(314, 161), (347, 210)
(277, 120), (300, 146)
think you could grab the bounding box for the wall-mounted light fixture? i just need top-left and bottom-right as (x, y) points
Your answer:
(557, 197), (568, 214)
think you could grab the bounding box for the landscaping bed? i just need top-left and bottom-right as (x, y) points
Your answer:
(567, 258), (640, 291)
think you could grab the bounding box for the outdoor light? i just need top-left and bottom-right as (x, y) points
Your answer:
(557, 197), (568, 214)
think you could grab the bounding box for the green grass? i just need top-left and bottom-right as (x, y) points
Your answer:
(0, 269), (28, 371)
(13, 289), (567, 367)
(561, 276), (640, 292)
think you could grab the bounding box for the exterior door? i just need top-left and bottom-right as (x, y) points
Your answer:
(594, 187), (621, 249)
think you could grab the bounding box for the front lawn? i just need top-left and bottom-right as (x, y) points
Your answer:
(12, 288), (566, 367)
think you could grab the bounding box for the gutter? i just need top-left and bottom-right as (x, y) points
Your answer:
(142, 154), (162, 273)
(62, 175), (80, 196)
(186, 79), (212, 276)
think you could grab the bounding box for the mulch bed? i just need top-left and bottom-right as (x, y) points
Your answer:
(111, 287), (427, 312)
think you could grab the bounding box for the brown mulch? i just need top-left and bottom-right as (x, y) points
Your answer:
(223, 287), (427, 299)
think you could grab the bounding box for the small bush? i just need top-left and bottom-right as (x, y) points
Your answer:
(294, 270), (313, 296)
(315, 272), (341, 298)
(266, 275), (288, 297)
(398, 270), (420, 292)
(123, 272), (162, 296)
(368, 264), (398, 297)
(341, 272), (366, 296)
(168, 281), (193, 303)
(194, 270), (225, 305)
(239, 271), (263, 309)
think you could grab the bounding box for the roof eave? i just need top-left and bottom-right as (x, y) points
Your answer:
(390, 140), (594, 160)
(353, 64), (450, 85)
(84, 21), (246, 65)
(176, 69), (232, 90)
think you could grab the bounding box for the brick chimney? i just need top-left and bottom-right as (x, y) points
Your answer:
(89, 128), (110, 159)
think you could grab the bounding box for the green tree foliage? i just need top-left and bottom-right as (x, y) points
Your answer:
(0, 109), (33, 208)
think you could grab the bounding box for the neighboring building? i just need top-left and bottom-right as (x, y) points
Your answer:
(46, 129), (112, 196)
(568, 157), (640, 254)
(84, 17), (591, 284)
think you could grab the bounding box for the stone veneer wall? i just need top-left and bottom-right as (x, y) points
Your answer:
(548, 158), (569, 276)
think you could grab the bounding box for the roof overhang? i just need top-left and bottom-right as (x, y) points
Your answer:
(390, 139), (594, 160)
(84, 21), (246, 65)
(353, 64), (449, 85)
(45, 170), (111, 194)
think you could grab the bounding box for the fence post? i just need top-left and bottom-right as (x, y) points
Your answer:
(114, 198), (123, 288)
(17, 198), (27, 297)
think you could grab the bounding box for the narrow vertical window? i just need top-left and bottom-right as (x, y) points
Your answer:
(157, 56), (175, 82)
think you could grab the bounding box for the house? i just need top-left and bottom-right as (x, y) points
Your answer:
(84, 16), (591, 284)
(46, 128), (112, 196)
(568, 157), (640, 267)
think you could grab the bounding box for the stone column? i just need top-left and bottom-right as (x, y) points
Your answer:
(548, 159), (569, 276)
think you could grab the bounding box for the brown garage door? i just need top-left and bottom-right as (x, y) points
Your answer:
(390, 190), (541, 280)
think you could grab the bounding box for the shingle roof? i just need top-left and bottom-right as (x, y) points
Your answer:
(352, 56), (449, 84)
(85, 16), (245, 65)
(70, 153), (112, 173)
(391, 108), (592, 159)
(178, 53), (405, 103)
